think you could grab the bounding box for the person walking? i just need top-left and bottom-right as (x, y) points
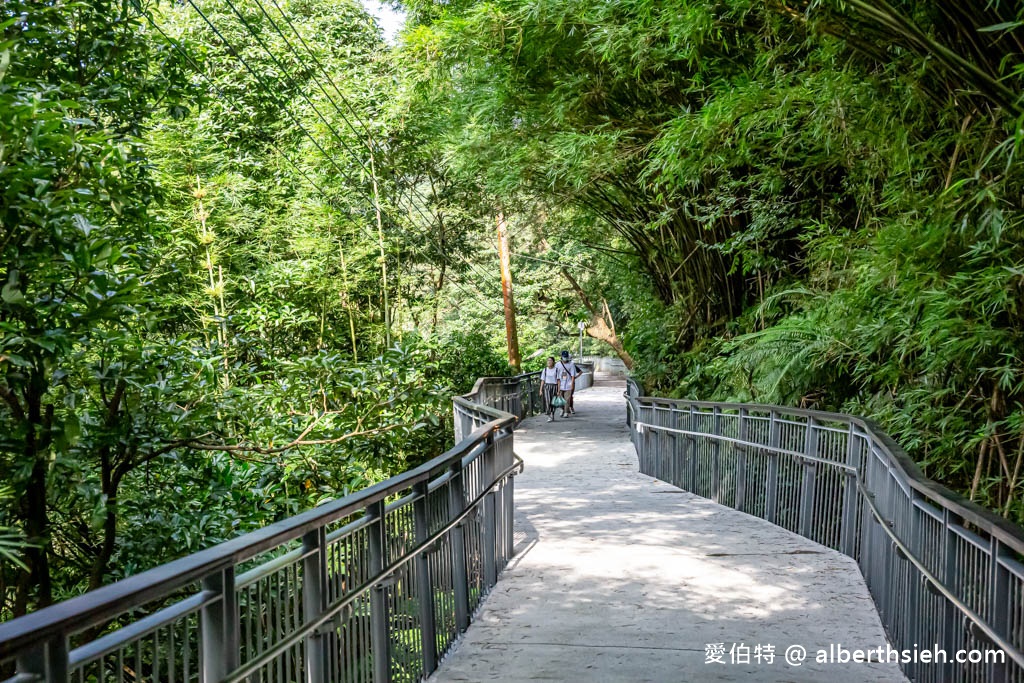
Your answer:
(557, 351), (582, 416)
(539, 356), (561, 422)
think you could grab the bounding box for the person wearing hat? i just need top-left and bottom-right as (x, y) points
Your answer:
(556, 351), (582, 417)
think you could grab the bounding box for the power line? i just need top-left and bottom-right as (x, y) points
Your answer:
(179, 0), (501, 314)
(213, 0), (502, 298)
(251, 0), (503, 295)
(138, 2), (502, 317)
(243, 0), (502, 295)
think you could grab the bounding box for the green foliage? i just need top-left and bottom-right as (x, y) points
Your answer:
(398, 0), (1024, 526)
(8, 0), (1024, 624)
(0, 0), (502, 619)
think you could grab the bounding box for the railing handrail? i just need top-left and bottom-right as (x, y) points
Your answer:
(626, 380), (1024, 556)
(0, 409), (515, 659)
(626, 377), (1024, 680)
(466, 371), (542, 392)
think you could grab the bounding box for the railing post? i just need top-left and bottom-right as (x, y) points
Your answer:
(799, 417), (818, 538)
(667, 411), (675, 491)
(511, 378), (522, 419)
(711, 406), (721, 503)
(735, 408), (748, 512)
(448, 462), (471, 633)
(765, 411), (780, 524)
(841, 424), (860, 557)
(413, 482), (438, 675)
(686, 405), (697, 492)
(651, 406), (662, 481)
(302, 528), (327, 683)
(941, 508), (960, 681)
(452, 403), (462, 442)
(367, 501), (390, 683)
(640, 413), (652, 477)
(16, 634), (68, 683)
(905, 491), (924, 680)
(483, 433), (498, 589)
(990, 536), (1009, 682)
(503, 474), (515, 560)
(200, 565), (239, 682)
(659, 406), (669, 483)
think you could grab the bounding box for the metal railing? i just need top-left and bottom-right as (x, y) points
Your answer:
(626, 379), (1024, 683)
(455, 363), (594, 441)
(0, 388), (525, 683)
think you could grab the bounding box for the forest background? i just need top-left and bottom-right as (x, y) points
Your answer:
(3, 0), (1024, 619)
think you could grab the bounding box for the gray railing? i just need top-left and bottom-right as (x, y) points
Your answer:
(626, 379), (1024, 683)
(0, 391), (524, 683)
(455, 363), (594, 441)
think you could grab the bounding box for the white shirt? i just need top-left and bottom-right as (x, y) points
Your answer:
(556, 361), (578, 390)
(540, 367), (559, 384)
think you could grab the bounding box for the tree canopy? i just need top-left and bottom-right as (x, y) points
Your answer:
(3, 0), (1024, 618)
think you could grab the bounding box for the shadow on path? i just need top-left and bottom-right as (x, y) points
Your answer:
(430, 382), (907, 682)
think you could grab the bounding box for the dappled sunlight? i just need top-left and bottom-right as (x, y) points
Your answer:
(431, 383), (907, 682)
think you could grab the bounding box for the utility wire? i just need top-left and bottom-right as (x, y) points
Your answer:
(179, 0), (501, 313)
(253, 0), (502, 295)
(214, 0), (502, 297)
(139, 3), (501, 316)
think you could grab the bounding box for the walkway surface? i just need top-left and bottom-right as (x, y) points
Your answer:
(431, 380), (908, 682)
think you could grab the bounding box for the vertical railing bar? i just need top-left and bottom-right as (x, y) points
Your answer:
(990, 536), (1009, 682)
(736, 408), (748, 512)
(482, 430), (498, 592)
(302, 528), (326, 683)
(447, 461), (471, 634)
(800, 417), (819, 539)
(711, 406), (721, 503)
(367, 501), (389, 683)
(412, 481), (438, 676)
(766, 411), (780, 524)
(16, 633), (68, 683)
(942, 507), (959, 682)
(685, 405), (696, 492)
(842, 423), (860, 558)
(200, 565), (238, 683)
(169, 620), (176, 683)
(905, 489), (921, 681)
(276, 570), (285, 683)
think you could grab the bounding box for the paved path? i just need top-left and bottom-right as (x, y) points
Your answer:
(430, 381), (908, 682)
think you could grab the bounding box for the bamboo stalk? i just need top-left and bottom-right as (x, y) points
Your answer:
(970, 436), (989, 501)
(1003, 432), (1024, 517)
(339, 242), (357, 362)
(369, 148), (390, 349)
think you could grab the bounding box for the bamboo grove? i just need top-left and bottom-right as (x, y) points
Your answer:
(3, 0), (1024, 618)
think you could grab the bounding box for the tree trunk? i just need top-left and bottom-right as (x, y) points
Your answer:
(497, 213), (521, 371)
(17, 373), (53, 614)
(561, 269), (634, 370)
(370, 150), (390, 348)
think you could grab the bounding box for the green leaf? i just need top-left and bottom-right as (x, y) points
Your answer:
(1, 282), (25, 305)
(977, 21), (1023, 33)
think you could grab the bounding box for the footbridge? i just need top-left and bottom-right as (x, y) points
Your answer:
(1, 366), (1022, 683)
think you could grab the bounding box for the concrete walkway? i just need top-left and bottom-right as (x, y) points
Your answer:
(431, 380), (908, 682)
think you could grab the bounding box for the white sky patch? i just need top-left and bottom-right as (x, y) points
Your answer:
(361, 1), (406, 44)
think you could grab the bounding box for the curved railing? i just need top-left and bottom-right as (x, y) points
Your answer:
(625, 379), (1024, 683)
(0, 386), (526, 683)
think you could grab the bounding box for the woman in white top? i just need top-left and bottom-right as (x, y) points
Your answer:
(538, 356), (561, 422)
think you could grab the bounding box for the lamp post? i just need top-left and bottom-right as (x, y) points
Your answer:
(577, 320), (586, 361)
